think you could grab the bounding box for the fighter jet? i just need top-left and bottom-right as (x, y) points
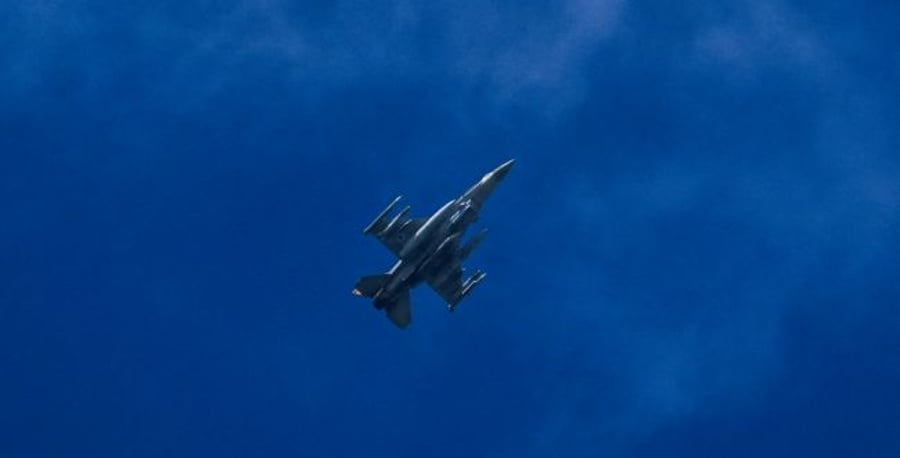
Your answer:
(353, 159), (514, 328)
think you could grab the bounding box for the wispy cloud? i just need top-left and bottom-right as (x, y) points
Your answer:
(691, 0), (833, 81)
(3, 1), (625, 116)
(4, 1), (897, 455)
(516, 0), (900, 453)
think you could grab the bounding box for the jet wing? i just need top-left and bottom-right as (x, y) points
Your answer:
(363, 197), (426, 258)
(425, 260), (463, 306)
(376, 217), (425, 257)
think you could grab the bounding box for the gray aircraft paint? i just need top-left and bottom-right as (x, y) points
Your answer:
(353, 159), (514, 328)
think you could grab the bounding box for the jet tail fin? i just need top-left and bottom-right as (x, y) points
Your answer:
(352, 274), (391, 298)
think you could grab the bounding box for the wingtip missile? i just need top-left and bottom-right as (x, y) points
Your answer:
(363, 195), (402, 235)
(449, 270), (486, 312)
(378, 205), (411, 236)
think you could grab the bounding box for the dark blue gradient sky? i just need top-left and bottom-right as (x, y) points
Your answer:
(2, 1), (899, 457)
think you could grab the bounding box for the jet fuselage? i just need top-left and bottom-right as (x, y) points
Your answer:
(354, 159), (514, 327)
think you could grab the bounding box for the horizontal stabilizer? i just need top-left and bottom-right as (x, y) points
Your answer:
(385, 289), (412, 329)
(353, 274), (391, 298)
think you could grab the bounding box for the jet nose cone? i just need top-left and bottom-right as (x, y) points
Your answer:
(491, 159), (515, 181)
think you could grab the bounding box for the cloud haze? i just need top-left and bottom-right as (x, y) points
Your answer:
(2, 1), (898, 457)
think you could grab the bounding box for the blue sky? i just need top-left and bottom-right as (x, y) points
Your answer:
(2, 1), (899, 457)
